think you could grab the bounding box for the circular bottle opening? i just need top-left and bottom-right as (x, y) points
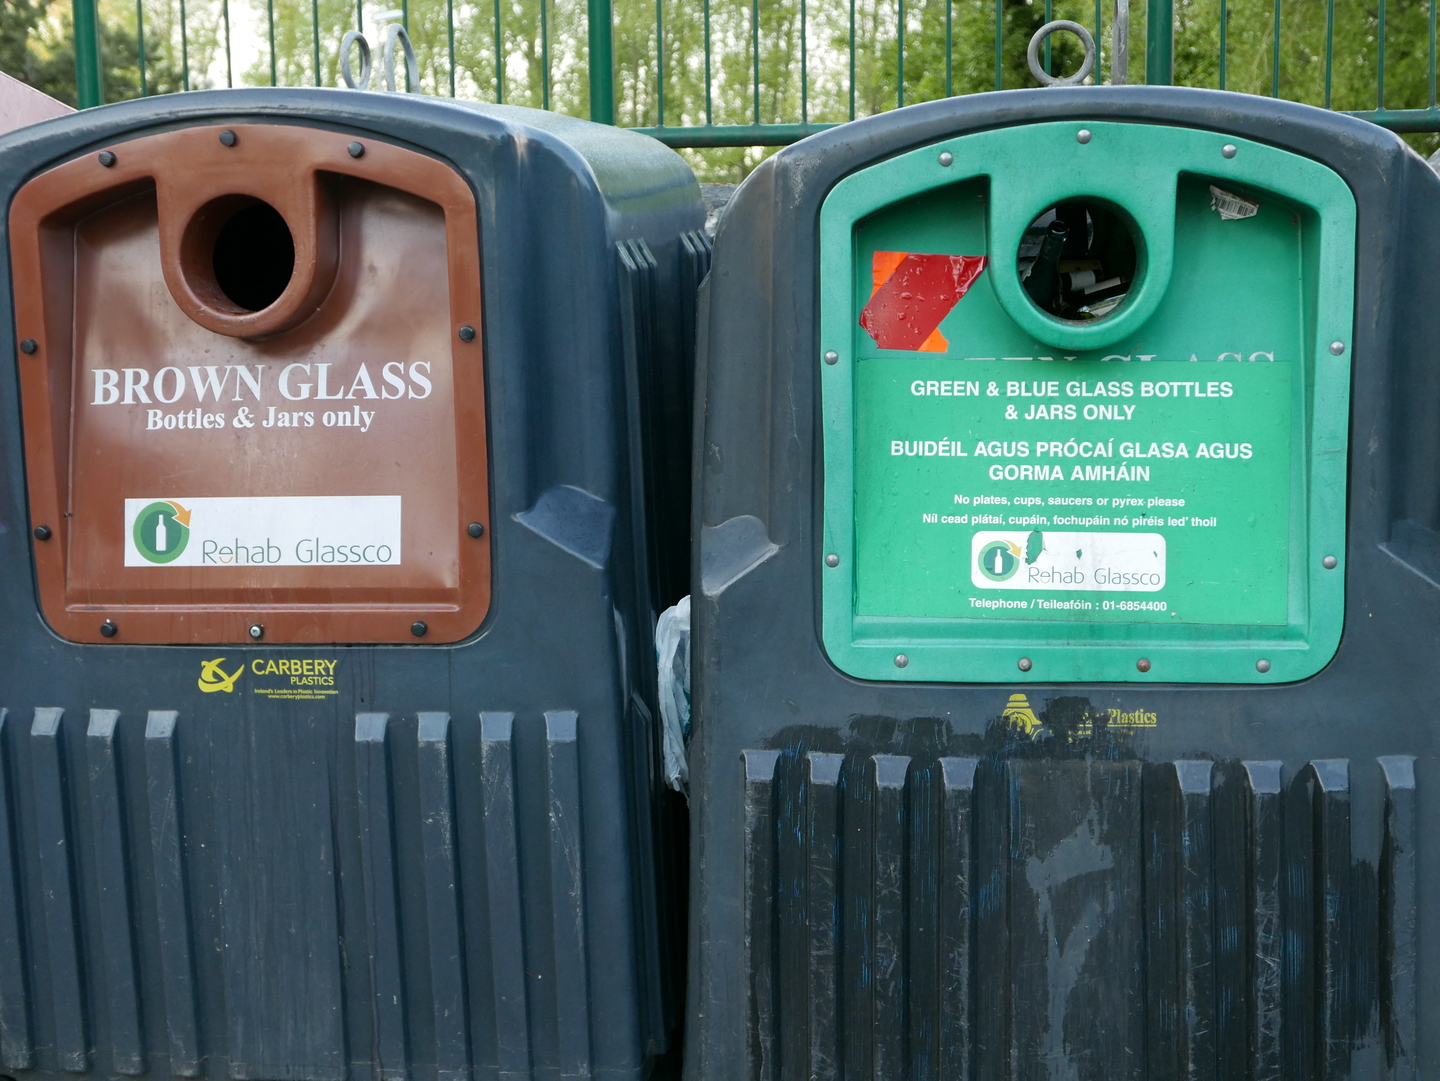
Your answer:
(211, 201), (296, 312)
(1016, 199), (1137, 322)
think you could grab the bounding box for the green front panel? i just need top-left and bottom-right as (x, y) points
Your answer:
(819, 122), (1356, 683)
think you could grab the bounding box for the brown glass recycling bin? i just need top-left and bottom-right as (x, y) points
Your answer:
(10, 121), (489, 643)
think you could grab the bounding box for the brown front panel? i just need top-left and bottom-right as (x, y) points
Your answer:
(9, 124), (490, 643)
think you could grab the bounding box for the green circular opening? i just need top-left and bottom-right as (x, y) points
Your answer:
(1016, 199), (1138, 322)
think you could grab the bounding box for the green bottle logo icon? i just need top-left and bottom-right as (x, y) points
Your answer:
(133, 501), (191, 564)
(978, 539), (1021, 582)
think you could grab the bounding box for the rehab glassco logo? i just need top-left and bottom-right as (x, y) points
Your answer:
(977, 538), (1022, 582)
(132, 500), (191, 563)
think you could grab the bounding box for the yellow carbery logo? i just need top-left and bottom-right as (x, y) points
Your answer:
(1002, 692), (1042, 735)
(198, 657), (244, 693)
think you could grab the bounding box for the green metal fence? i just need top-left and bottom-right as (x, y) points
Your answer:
(65, 0), (1440, 146)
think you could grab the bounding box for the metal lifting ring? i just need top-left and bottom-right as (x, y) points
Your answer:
(340, 30), (373, 90)
(383, 24), (421, 93)
(1026, 20), (1097, 87)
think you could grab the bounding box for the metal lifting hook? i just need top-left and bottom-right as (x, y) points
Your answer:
(340, 24), (419, 92)
(1026, 19), (1098, 87)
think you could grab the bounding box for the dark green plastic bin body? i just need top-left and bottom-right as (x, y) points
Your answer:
(0, 89), (704, 1081)
(688, 87), (1438, 1079)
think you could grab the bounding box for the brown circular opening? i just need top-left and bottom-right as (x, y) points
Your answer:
(212, 201), (295, 312)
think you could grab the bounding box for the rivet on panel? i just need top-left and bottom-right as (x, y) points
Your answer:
(825, 553), (839, 567)
(1322, 555), (1337, 569)
(938, 151), (954, 166)
(1136, 658), (1152, 673)
(1222, 144), (1237, 158)
(894, 654), (908, 669)
(1256, 658), (1271, 673)
(33, 526), (50, 540)
(248, 623), (264, 640)
(1329, 341), (1345, 355)
(1076, 129), (1092, 144)
(347, 141), (365, 158)
(100, 621), (118, 638)
(824, 351), (839, 365)
(219, 129), (238, 147)
(98, 151), (116, 167)
(1017, 657), (1032, 672)
(468, 522), (485, 538)
(19, 339), (37, 354)
(458, 325), (476, 342)
(411, 621), (428, 637)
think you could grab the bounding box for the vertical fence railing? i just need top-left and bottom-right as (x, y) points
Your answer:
(65, 0), (1440, 145)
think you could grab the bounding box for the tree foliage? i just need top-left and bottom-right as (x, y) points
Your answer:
(3, 0), (1438, 175)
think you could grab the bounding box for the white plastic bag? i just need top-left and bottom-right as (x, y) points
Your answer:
(656, 595), (691, 793)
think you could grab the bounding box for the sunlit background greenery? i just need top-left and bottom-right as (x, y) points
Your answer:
(2, 0), (1437, 180)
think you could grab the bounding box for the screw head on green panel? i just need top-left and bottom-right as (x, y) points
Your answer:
(1222, 144), (1237, 158)
(1017, 657), (1032, 672)
(824, 351), (838, 365)
(1323, 555), (1338, 569)
(1076, 129), (1091, 144)
(894, 654), (908, 669)
(825, 553), (839, 567)
(1329, 341), (1345, 355)
(1256, 659), (1271, 673)
(938, 151), (953, 167)
(1136, 658), (1152, 673)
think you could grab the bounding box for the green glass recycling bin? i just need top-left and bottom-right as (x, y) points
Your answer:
(685, 87), (1438, 1081)
(821, 119), (1353, 684)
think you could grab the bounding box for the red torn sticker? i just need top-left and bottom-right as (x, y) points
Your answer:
(859, 251), (987, 352)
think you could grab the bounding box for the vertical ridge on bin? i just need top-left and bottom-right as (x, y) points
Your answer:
(806, 752), (844, 1081)
(86, 710), (144, 1075)
(354, 714), (408, 1081)
(478, 712), (530, 1081)
(870, 754), (910, 1081)
(775, 752), (808, 1081)
(742, 749), (781, 1081)
(1310, 758), (1351, 1079)
(904, 764), (936, 1081)
(1174, 760), (1216, 1080)
(1242, 761), (1284, 1080)
(971, 761), (1005, 1079)
(937, 758), (976, 1081)
(0, 709), (33, 1070)
(1143, 761), (1180, 1074)
(30, 707), (88, 1073)
(416, 713), (471, 1081)
(544, 711), (591, 1081)
(1377, 755), (1416, 1079)
(144, 710), (199, 1077)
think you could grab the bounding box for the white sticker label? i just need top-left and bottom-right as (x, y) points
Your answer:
(124, 496), (402, 567)
(970, 530), (1165, 591)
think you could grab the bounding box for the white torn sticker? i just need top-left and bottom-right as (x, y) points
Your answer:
(1209, 185), (1259, 221)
